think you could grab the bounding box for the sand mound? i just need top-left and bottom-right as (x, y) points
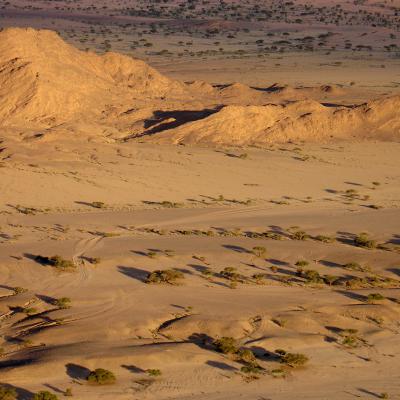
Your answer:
(0, 27), (185, 129)
(142, 96), (400, 145)
(0, 27), (398, 145)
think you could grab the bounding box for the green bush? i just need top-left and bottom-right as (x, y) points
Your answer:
(213, 337), (239, 354)
(280, 352), (308, 367)
(367, 293), (385, 303)
(314, 235), (335, 243)
(35, 255), (75, 270)
(87, 368), (116, 385)
(252, 246), (266, 258)
(54, 297), (71, 309)
(237, 349), (257, 365)
(90, 201), (105, 209)
(291, 231), (309, 240)
(297, 268), (322, 284)
(240, 364), (263, 374)
(220, 267), (241, 282)
(146, 269), (184, 284)
(295, 260), (309, 267)
(0, 386), (17, 400)
(146, 369), (162, 377)
(33, 391), (58, 400)
(354, 233), (376, 249)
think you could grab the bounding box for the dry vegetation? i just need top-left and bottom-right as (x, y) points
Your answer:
(0, 4), (399, 399)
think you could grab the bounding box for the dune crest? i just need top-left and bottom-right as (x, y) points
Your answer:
(0, 27), (398, 145)
(142, 97), (400, 145)
(0, 27), (185, 129)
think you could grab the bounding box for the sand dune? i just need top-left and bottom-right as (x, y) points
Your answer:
(0, 27), (185, 130)
(0, 28), (399, 400)
(143, 97), (400, 145)
(0, 28), (399, 146)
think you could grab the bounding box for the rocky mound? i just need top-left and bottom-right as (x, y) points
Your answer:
(141, 97), (400, 145)
(0, 27), (398, 145)
(0, 27), (185, 129)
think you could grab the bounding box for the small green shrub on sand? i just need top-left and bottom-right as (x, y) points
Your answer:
(146, 269), (184, 284)
(213, 337), (239, 354)
(280, 352), (309, 368)
(354, 233), (376, 249)
(35, 255), (75, 270)
(146, 369), (162, 377)
(87, 368), (116, 385)
(0, 386), (17, 400)
(33, 391), (59, 400)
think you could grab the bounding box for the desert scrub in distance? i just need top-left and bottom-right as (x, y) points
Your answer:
(146, 269), (184, 284)
(277, 350), (309, 368)
(53, 297), (71, 309)
(35, 255), (75, 270)
(146, 369), (162, 377)
(252, 246), (266, 258)
(367, 293), (385, 303)
(89, 201), (106, 209)
(87, 368), (116, 385)
(213, 337), (239, 354)
(314, 234), (335, 243)
(0, 385), (17, 400)
(291, 230), (309, 240)
(354, 233), (376, 249)
(33, 391), (59, 400)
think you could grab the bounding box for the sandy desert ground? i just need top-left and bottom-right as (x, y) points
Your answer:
(0, 13), (399, 400)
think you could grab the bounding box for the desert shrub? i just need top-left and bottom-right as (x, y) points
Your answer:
(339, 329), (361, 347)
(280, 352), (308, 368)
(161, 201), (183, 208)
(252, 273), (265, 284)
(23, 307), (38, 315)
(64, 388), (73, 397)
(200, 268), (213, 277)
(146, 269), (184, 284)
(146, 369), (162, 377)
(297, 268), (322, 284)
(54, 297), (71, 309)
(237, 349), (257, 365)
(314, 235), (335, 243)
(263, 232), (284, 240)
(240, 364), (263, 374)
(87, 368), (116, 385)
(323, 275), (340, 286)
(270, 368), (286, 378)
(252, 246), (266, 258)
(0, 386), (17, 400)
(213, 337), (239, 354)
(90, 201), (105, 209)
(13, 287), (27, 294)
(291, 230), (309, 240)
(35, 255), (75, 270)
(33, 391), (58, 400)
(272, 318), (287, 327)
(86, 257), (100, 265)
(367, 293), (385, 303)
(354, 233), (376, 249)
(295, 260), (309, 267)
(343, 262), (369, 272)
(220, 267), (241, 282)
(193, 255), (206, 263)
(341, 335), (359, 347)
